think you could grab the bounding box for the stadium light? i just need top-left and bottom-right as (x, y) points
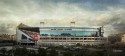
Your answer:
(70, 21), (75, 27)
(40, 22), (45, 27)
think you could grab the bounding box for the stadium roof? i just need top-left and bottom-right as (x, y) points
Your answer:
(18, 23), (39, 32)
(40, 27), (99, 29)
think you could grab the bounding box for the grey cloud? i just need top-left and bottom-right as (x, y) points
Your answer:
(44, 0), (123, 11)
(0, 0), (125, 37)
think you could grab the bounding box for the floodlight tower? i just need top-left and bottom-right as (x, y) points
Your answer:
(70, 17), (76, 27)
(40, 22), (45, 27)
(101, 26), (104, 37)
(70, 21), (75, 27)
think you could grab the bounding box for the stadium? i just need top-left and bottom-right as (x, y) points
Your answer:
(16, 23), (107, 46)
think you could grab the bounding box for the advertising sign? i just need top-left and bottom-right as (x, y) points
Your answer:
(33, 34), (39, 41)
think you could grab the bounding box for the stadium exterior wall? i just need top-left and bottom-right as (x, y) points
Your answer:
(16, 24), (107, 46)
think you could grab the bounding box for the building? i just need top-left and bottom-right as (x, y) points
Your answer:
(0, 34), (16, 41)
(16, 23), (107, 46)
(16, 23), (39, 45)
(121, 33), (125, 43)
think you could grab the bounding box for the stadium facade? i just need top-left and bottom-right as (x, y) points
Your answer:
(16, 23), (107, 46)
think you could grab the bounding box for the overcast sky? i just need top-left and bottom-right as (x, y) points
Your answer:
(0, 0), (125, 36)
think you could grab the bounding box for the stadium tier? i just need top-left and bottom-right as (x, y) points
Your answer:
(16, 23), (107, 46)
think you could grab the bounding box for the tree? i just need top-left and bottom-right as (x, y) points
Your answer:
(38, 48), (47, 56)
(76, 43), (82, 47)
(28, 50), (37, 56)
(14, 47), (28, 56)
(0, 48), (7, 56)
(87, 51), (100, 56)
(63, 51), (73, 56)
(7, 49), (14, 56)
(48, 49), (58, 56)
(108, 34), (121, 44)
(74, 50), (85, 56)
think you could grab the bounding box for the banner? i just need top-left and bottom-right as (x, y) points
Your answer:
(33, 33), (39, 41)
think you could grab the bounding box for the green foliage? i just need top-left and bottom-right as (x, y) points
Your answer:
(28, 50), (37, 56)
(108, 34), (121, 44)
(14, 47), (28, 56)
(74, 50), (85, 56)
(48, 49), (58, 56)
(1, 46), (125, 56)
(63, 51), (73, 56)
(76, 43), (82, 47)
(0, 48), (7, 56)
(38, 48), (47, 56)
(7, 49), (14, 56)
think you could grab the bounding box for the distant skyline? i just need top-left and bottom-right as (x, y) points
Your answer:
(0, 0), (125, 36)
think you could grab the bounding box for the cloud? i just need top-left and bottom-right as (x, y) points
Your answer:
(94, 7), (125, 36)
(0, 0), (125, 37)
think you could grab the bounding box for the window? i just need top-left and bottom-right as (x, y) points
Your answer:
(84, 38), (87, 40)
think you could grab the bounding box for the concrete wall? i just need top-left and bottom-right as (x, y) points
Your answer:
(38, 36), (107, 46)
